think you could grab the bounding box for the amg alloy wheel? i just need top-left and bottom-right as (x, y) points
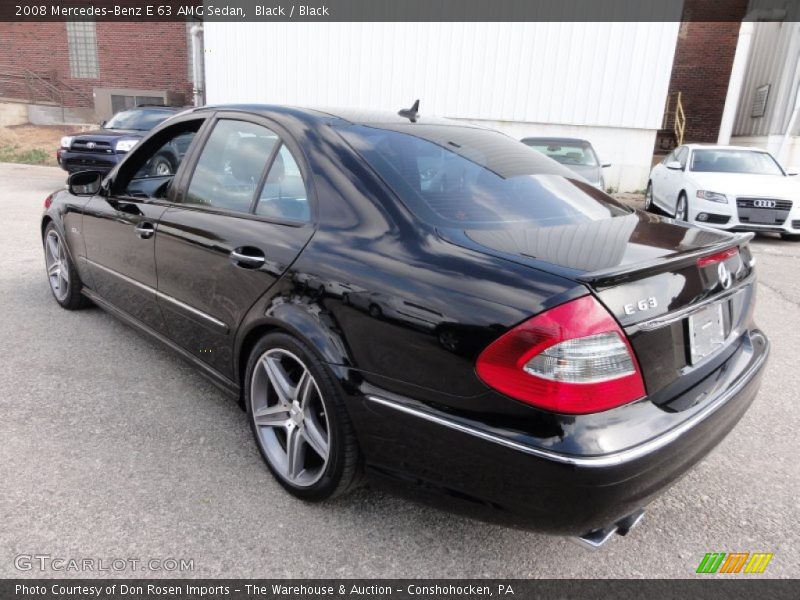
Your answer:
(245, 333), (360, 499)
(43, 224), (89, 310)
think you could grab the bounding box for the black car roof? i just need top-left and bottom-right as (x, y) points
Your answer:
(125, 106), (183, 112)
(189, 104), (476, 128)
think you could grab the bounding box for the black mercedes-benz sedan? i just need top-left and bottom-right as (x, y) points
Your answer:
(41, 104), (768, 546)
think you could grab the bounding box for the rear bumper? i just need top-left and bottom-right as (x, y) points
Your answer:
(354, 329), (769, 534)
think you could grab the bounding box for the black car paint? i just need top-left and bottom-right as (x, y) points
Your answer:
(42, 105), (768, 535)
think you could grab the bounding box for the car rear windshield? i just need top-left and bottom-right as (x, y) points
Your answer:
(105, 109), (173, 131)
(523, 140), (598, 166)
(690, 149), (784, 175)
(337, 124), (628, 228)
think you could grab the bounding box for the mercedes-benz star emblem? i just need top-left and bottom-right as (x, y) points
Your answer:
(718, 262), (732, 290)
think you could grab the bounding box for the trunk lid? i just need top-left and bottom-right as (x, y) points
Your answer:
(438, 212), (757, 402)
(438, 212), (752, 324)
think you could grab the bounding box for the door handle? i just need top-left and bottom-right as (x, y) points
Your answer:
(134, 222), (155, 239)
(230, 247), (266, 268)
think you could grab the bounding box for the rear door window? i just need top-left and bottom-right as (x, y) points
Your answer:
(255, 144), (310, 222)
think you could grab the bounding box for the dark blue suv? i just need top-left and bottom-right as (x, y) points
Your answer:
(58, 106), (187, 175)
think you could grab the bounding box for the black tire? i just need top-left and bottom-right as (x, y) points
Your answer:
(244, 332), (361, 500)
(643, 181), (654, 212)
(781, 233), (800, 241)
(369, 304), (383, 319)
(43, 222), (91, 310)
(149, 154), (174, 177)
(675, 192), (688, 221)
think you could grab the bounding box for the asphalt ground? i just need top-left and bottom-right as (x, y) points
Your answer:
(1, 162), (798, 578)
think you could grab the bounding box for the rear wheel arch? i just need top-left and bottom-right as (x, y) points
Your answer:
(244, 330), (363, 499)
(235, 309), (353, 404)
(237, 323), (282, 404)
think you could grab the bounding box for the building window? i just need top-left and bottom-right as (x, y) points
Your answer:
(66, 21), (99, 79)
(111, 95), (165, 114)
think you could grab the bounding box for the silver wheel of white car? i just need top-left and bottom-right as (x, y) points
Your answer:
(675, 193), (688, 221)
(644, 182), (654, 212)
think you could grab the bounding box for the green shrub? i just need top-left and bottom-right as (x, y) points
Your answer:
(0, 145), (50, 165)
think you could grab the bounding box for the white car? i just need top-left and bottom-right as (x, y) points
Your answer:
(645, 144), (800, 240)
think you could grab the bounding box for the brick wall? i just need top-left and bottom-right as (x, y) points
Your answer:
(664, 0), (749, 144)
(0, 22), (191, 108)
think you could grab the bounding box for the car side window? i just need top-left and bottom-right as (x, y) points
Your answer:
(185, 120), (279, 212)
(131, 132), (196, 181)
(112, 119), (204, 200)
(254, 144), (310, 222)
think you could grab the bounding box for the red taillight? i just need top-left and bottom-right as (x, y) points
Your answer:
(476, 295), (645, 414)
(697, 247), (738, 267)
(43, 193), (53, 209)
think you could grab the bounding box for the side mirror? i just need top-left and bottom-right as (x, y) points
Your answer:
(665, 160), (683, 170)
(68, 170), (103, 196)
(100, 120), (107, 128)
(601, 162), (612, 168)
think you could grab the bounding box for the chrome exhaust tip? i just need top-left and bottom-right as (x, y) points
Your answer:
(573, 508), (645, 550)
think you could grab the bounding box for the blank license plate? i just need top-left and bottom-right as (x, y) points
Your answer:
(688, 302), (726, 364)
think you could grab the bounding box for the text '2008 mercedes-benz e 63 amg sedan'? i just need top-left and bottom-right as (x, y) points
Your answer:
(42, 103), (768, 547)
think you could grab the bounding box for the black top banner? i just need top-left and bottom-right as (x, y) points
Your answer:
(3, 0), (799, 23)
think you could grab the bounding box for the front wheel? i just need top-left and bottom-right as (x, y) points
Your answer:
(674, 192), (688, 221)
(43, 223), (90, 310)
(244, 332), (361, 500)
